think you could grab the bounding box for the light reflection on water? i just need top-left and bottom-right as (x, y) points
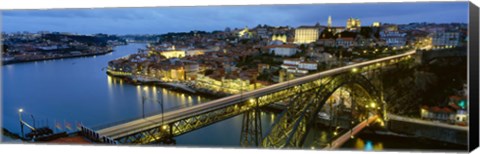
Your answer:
(354, 138), (383, 151)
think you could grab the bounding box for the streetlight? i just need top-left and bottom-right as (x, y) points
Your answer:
(18, 108), (24, 139)
(351, 68), (358, 73)
(157, 91), (165, 129)
(141, 87), (148, 118)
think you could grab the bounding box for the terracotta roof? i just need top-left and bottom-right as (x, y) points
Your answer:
(449, 103), (461, 110)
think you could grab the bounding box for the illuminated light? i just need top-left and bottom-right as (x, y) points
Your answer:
(370, 103), (376, 108)
(18, 108), (23, 113)
(351, 135), (354, 139)
(365, 140), (373, 151)
(365, 105), (369, 108)
(458, 100), (466, 109)
(333, 132), (338, 136)
(162, 125), (168, 130)
(311, 146), (315, 150)
(351, 68), (358, 73)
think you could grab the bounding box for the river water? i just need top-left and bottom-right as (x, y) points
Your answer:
(1, 43), (466, 151)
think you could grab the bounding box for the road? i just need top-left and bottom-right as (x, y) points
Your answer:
(95, 50), (417, 140)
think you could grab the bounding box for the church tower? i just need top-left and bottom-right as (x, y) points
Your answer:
(327, 16), (332, 28)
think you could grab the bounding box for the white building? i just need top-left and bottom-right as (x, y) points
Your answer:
(380, 31), (406, 47)
(432, 31), (461, 49)
(286, 68), (308, 75)
(269, 44), (298, 57)
(281, 58), (317, 74)
(298, 62), (318, 70)
(283, 58), (302, 66)
(294, 26), (319, 44)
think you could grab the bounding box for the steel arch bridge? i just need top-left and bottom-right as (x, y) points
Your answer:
(81, 50), (415, 146)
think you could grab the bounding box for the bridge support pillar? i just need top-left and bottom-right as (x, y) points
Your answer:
(240, 99), (262, 147)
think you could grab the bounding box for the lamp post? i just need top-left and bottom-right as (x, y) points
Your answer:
(18, 108), (24, 139)
(142, 96), (146, 118)
(141, 87), (148, 118)
(157, 91), (164, 128)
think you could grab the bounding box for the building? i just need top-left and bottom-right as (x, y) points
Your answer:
(182, 60), (200, 80)
(420, 96), (468, 125)
(298, 62), (318, 70)
(286, 68), (309, 75)
(317, 38), (336, 47)
(282, 58), (302, 66)
(237, 27), (253, 39)
(372, 22), (381, 27)
(327, 16), (332, 27)
(160, 50), (186, 59)
(336, 37), (355, 48)
(346, 18), (361, 31)
(294, 26), (319, 44)
(255, 27), (269, 39)
(431, 31), (461, 49)
(258, 64), (270, 73)
(271, 34), (287, 43)
(195, 71), (264, 95)
(380, 31), (407, 47)
(420, 105), (455, 123)
(281, 58), (317, 75)
(268, 44), (298, 57)
(186, 49), (206, 57)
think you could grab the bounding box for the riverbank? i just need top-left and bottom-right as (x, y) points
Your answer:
(341, 129), (467, 151)
(106, 72), (229, 99)
(2, 48), (114, 65)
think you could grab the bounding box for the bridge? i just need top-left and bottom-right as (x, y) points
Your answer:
(80, 49), (416, 148)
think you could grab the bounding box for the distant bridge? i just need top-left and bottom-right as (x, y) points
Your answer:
(81, 50), (416, 148)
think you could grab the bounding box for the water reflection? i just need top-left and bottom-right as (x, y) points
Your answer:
(353, 138), (383, 151)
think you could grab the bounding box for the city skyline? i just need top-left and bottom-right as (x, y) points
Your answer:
(2, 2), (468, 35)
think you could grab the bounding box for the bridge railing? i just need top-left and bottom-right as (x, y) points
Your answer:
(87, 101), (207, 131)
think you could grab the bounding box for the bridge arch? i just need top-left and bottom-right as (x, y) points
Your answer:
(261, 73), (383, 148)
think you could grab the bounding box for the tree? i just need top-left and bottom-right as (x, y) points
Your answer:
(359, 27), (372, 38)
(2, 44), (8, 54)
(320, 28), (334, 39)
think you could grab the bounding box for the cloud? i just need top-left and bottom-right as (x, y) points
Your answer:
(1, 2), (468, 34)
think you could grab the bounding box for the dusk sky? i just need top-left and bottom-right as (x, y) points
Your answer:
(2, 2), (469, 35)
